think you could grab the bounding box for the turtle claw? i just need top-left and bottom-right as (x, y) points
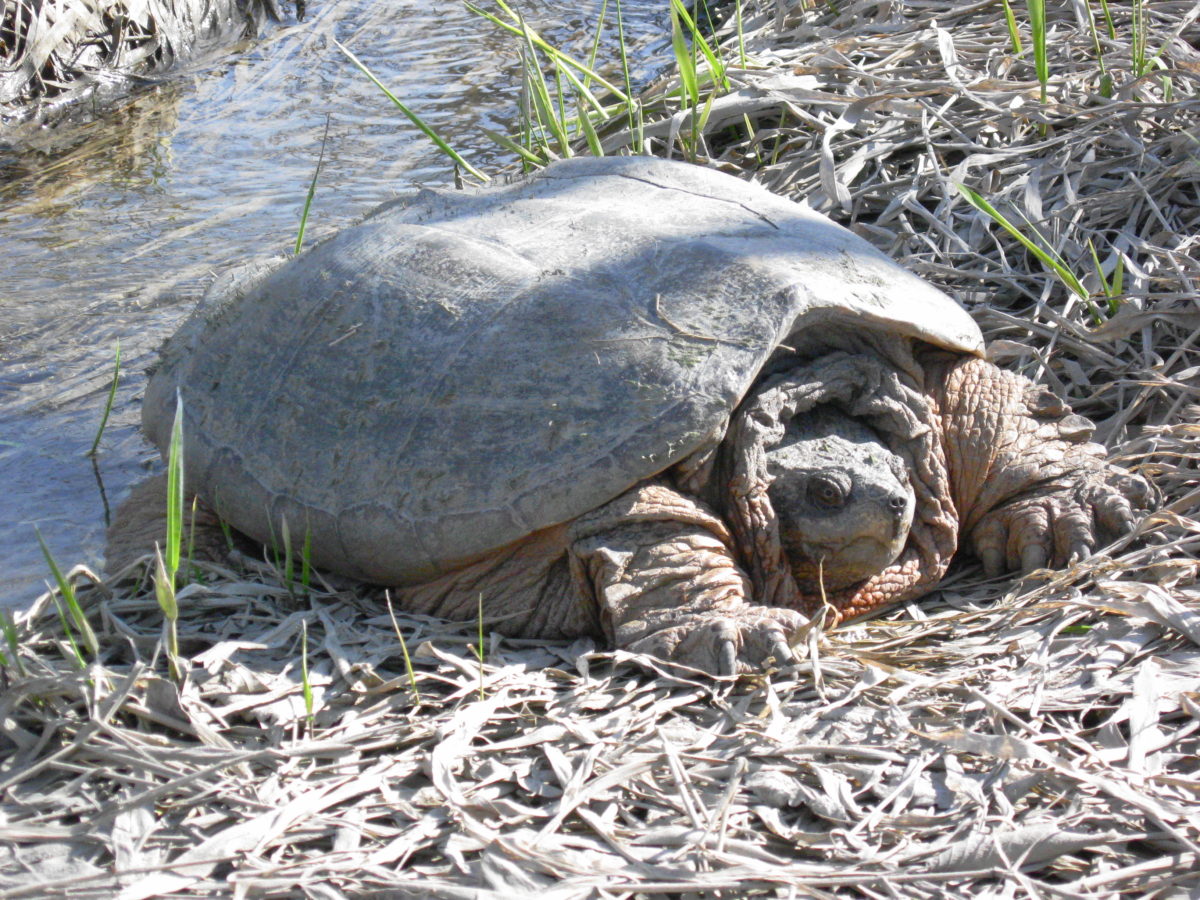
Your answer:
(970, 465), (1153, 578)
(627, 606), (807, 676)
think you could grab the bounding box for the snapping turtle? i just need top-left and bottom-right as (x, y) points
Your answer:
(118, 156), (1150, 673)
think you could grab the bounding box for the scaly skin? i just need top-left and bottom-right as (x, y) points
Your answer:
(925, 353), (1151, 576)
(107, 354), (1152, 677)
(574, 353), (1151, 672)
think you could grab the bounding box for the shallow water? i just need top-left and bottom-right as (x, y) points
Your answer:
(0, 0), (668, 610)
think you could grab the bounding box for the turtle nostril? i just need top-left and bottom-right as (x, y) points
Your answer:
(889, 495), (907, 512)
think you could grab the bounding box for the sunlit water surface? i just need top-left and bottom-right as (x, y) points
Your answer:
(0, 0), (669, 609)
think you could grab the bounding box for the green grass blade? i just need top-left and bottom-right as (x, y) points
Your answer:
(576, 97), (604, 157)
(583, 0), (609, 91)
(36, 527), (98, 658)
(955, 183), (1091, 304)
(1002, 0), (1022, 53)
(1084, 1), (1113, 97)
(50, 592), (87, 670)
(482, 127), (546, 166)
(153, 543), (182, 681)
(1087, 238), (1125, 316)
(1087, 238), (1110, 296)
(295, 116), (330, 255)
(613, 0), (639, 142)
(670, 3), (700, 110)
(333, 39), (490, 182)
(87, 338), (121, 457)
(1026, 0), (1048, 102)
(517, 18), (572, 156)
(165, 393), (185, 583)
(0, 610), (24, 677)
(670, 0), (729, 93)
(385, 591), (421, 702)
(153, 545), (178, 623)
(1131, 0), (1146, 76)
(301, 619), (314, 728)
(468, 0), (629, 104)
(1098, 0), (1115, 39)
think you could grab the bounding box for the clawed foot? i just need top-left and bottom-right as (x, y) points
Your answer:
(970, 467), (1155, 577)
(627, 606), (808, 676)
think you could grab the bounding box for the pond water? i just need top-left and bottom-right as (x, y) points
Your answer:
(0, 0), (669, 610)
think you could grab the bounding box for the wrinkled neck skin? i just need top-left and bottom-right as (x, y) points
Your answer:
(696, 339), (960, 624)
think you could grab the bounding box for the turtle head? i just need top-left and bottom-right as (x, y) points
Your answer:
(765, 407), (914, 593)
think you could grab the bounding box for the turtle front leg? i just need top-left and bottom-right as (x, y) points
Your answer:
(568, 483), (807, 676)
(926, 354), (1154, 575)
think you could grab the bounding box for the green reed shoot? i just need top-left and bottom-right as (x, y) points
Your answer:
(0, 610), (23, 676)
(614, 0), (640, 140)
(50, 593), (87, 670)
(583, 0), (609, 90)
(301, 619), (314, 730)
(956, 183), (1103, 322)
(154, 544), (182, 681)
(333, 38), (489, 183)
(671, 3), (700, 113)
(576, 97), (604, 156)
(219, 517), (235, 551)
(153, 395), (186, 680)
(1084, 2), (1113, 98)
(1131, 0), (1148, 76)
(518, 22), (573, 158)
(87, 338), (121, 457)
(1129, 0), (1171, 98)
(1087, 238), (1125, 316)
(36, 527), (98, 659)
(1026, 0), (1048, 104)
(164, 394), (185, 587)
(1097, 0), (1115, 39)
(1002, 0), (1022, 53)
(466, 0), (629, 106)
(295, 116), (330, 255)
(670, 0), (730, 94)
(735, 0), (747, 67)
(385, 591), (421, 701)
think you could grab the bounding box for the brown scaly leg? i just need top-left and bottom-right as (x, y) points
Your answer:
(568, 482), (807, 676)
(922, 353), (1154, 576)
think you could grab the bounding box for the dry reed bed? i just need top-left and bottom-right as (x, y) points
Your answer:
(2, 0), (1199, 897)
(0, 0), (279, 118)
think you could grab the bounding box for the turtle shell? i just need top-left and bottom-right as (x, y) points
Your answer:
(143, 155), (983, 583)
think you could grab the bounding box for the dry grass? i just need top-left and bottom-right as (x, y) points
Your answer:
(2, 1), (1199, 897)
(0, 0), (279, 119)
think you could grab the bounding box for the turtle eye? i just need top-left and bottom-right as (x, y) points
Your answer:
(807, 473), (849, 510)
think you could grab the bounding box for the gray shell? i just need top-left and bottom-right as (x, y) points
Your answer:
(143, 156), (983, 583)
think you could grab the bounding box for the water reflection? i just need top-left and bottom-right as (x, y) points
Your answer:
(0, 0), (667, 608)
